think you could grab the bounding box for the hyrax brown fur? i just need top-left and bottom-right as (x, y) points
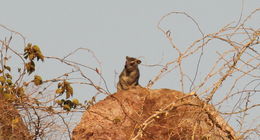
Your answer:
(117, 56), (141, 91)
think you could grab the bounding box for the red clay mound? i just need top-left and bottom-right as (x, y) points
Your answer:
(72, 87), (238, 140)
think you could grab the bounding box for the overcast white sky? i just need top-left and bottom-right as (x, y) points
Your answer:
(1, 0), (258, 87)
(0, 0), (259, 139)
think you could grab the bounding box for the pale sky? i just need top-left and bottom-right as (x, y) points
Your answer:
(0, 0), (259, 139)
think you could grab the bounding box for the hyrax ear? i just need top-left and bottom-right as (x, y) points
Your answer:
(136, 60), (141, 64)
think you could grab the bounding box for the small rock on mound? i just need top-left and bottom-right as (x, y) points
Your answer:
(72, 87), (237, 140)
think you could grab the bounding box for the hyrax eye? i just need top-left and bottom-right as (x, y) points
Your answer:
(130, 61), (135, 65)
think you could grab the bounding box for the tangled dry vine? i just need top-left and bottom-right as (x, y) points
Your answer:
(0, 8), (259, 140)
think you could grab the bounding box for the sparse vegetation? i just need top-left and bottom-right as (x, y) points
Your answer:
(0, 7), (259, 140)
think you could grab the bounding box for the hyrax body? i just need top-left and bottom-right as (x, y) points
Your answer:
(117, 56), (141, 91)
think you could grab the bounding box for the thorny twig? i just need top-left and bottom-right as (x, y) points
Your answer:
(143, 8), (259, 139)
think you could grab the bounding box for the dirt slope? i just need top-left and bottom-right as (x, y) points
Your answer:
(72, 87), (238, 140)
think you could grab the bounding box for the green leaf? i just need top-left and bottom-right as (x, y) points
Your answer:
(72, 99), (79, 105)
(55, 100), (62, 105)
(63, 104), (71, 111)
(6, 79), (12, 85)
(55, 88), (64, 94)
(33, 75), (43, 86)
(37, 53), (44, 61)
(25, 61), (35, 75)
(5, 73), (12, 79)
(3, 93), (15, 101)
(29, 53), (35, 60)
(58, 82), (63, 88)
(4, 65), (11, 71)
(32, 45), (40, 52)
(0, 76), (6, 83)
(17, 87), (25, 96)
(65, 85), (73, 99)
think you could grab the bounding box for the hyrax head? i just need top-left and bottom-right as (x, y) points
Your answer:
(125, 56), (141, 71)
